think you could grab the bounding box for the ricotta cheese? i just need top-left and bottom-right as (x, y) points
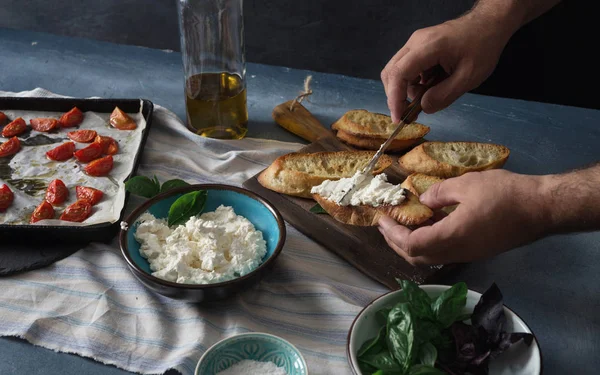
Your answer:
(134, 205), (267, 284)
(311, 172), (407, 207)
(215, 360), (288, 375)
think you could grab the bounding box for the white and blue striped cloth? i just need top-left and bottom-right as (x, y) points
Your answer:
(0, 89), (389, 375)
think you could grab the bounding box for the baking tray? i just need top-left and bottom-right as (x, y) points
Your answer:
(0, 96), (153, 245)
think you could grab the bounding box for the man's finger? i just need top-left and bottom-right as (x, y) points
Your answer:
(419, 177), (467, 210)
(420, 65), (472, 114)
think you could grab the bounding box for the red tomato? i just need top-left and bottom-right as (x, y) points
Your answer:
(94, 135), (119, 155)
(60, 200), (92, 222)
(0, 137), (21, 158)
(76, 186), (103, 206)
(2, 117), (27, 137)
(74, 142), (103, 163)
(30, 118), (59, 132)
(58, 107), (84, 128)
(0, 184), (14, 211)
(84, 155), (113, 176)
(109, 107), (137, 130)
(45, 179), (69, 205)
(46, 141), (75, 161)
(30, 201), (55, 223)
(0, 112), (7, 126)
(67, 129), (97, 143)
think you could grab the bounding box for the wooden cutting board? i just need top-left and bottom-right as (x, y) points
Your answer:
(242, 101), (456, 289)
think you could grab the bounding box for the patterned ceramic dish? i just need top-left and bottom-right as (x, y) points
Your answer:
(119, 184), (286, 303)
(347, 285), (542, 375)
(195, 332), (308, 375)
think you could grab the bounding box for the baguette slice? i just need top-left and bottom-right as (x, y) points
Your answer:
(398, 141), (510, 178)
(332, 109), (430, 151)
(401, 173), (457, 214)
(313, 190), (433, 226)
(258, 151), (393, 199)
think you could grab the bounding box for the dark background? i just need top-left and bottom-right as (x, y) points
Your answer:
(0, 0), (594, 109)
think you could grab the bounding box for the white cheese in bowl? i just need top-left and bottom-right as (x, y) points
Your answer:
(134, 205), (267, 284)
(311, 172), (407, 207)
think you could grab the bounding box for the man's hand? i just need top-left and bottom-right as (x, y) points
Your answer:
(377, 170), (551, 265)
(381, 14), (515, 122)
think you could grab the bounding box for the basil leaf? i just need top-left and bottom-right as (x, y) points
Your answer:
(125, 176), (160, 198)
(431, 282), (468, 328)
(168, 190), (207, 226)
(358, 361), (377, 375)
(386, 302), (415, 373)
(399, 279), (434, 320)
(358, 325), (387, 358)
(376, 307), (393, 327)
(418, 342), (437, 367)
(358, 351), (403, 372)
(309, 203), (328, 214)
(407, 364), (445, 375)
(153, 175), (160, 187)
(160, 179), (190, 193)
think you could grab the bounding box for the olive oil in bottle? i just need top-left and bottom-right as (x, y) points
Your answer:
(185, 72), (248, 140)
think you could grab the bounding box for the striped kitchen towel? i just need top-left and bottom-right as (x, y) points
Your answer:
(0, 88), (389, 375)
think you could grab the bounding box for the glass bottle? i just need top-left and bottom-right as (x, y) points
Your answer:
(177, 0), (248, 139)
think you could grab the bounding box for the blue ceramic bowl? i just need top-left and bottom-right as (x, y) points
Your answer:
(195, 333), (308, 375)
(119, 184), (286, 302)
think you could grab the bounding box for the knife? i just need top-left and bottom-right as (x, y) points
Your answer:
(336, 66), (448, 202)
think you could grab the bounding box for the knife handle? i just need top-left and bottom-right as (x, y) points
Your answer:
(402, 65), (448, 124)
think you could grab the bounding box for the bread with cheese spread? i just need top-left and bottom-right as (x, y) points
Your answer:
(312, 190), (433, 226)
(398, 141), (510, 178)
(257, 151), (393, 199)
(331, 109), (430, 152)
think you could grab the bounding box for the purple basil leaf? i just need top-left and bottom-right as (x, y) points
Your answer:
(471, 283), (506, 344)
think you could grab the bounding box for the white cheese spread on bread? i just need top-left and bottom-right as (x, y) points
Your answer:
(311, 172), (407, 207)
(134, 205), (267, 284)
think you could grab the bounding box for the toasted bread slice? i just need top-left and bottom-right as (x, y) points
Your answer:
(313, 190), (433, 226)
(335, 129), (422, 152)
(398, 142), (510, 178)
(331, 109), (430, 151)
(258, 151), (393, 199)
(401, 173), (457, 214)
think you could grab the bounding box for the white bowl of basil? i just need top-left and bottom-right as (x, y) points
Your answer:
(347, 281), (542, 375)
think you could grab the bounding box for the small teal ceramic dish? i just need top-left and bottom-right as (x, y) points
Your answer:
(195, 332), (308, 375)
(118, 184), (286, 302)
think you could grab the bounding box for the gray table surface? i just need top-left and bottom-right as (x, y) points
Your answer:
(1, 28), (599, 375)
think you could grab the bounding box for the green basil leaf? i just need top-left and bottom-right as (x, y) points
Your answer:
(309, 203), (328, 214)
(358, 325), (387, 358)
(358, 351), (403, 373)
(399, 279), (434, 320)
(386, 302), (415, 373)
(413, 319), (442, 346)
(358, 361), (377, 375)
(168, 190), (207, 226)
(371, 371), (384, 375)
(407, 364), (446, 375)
(431, 282), (468, 328)
(160, 179), (190, 193)
(125, 176), (160, 198)
(418, 342), (437, 367)
(376, 307), (393, 327)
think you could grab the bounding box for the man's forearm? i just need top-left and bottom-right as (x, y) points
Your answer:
(464, 0), (562, 37)
(540, 163), (600, 234)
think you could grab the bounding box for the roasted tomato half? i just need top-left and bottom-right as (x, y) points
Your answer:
(74, 142), (103, 163)
(2, 117), (27, 138)
(67, 129), (97, 143)
(76, 186), (103, 206)
(45, 179), (69, 205)
(60, 200), (92, 222)
(0, 184), (14, 211)
(94, 135), (118, 155)
(0, 137), (21, 158)
(84, 155), (114, 177)
(46, 141), (75, 161)
(30, 201), (55, 223)
(30, 118), (59, 132)
(58, 107), (84, 128)
(109, 107), (137, 130)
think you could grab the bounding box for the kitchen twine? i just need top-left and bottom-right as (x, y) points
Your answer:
(289, 75), (313, 111)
